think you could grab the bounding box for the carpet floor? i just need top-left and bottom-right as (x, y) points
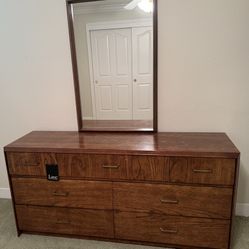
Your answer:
(0, 199), (248, 249)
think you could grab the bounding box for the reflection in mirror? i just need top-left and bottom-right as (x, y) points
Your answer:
(71, 0), (155, 131)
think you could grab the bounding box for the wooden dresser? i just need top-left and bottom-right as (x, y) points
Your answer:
(4, 131), (240, 249)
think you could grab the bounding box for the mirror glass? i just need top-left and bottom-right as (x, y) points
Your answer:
(71, 0), (155, 131)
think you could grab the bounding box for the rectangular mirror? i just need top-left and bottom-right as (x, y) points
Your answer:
(66, 0), (157, 132)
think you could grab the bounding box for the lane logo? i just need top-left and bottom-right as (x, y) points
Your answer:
(46, 164), (59, 181)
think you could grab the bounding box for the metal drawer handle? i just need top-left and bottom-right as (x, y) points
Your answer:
(160, 227), (178, 234)
(53, 191), (69, 197)
(56, 220), (70, 225)
(102, 165), (120, 169)
(160, 199), (179, 204)
(193, 169), (213, 174)
(18, 163), (40, 167)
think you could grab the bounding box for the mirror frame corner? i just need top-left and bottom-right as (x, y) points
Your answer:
(66, 0), (158, 133)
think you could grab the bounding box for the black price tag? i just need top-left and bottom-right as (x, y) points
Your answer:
(46, 164), (59, 181)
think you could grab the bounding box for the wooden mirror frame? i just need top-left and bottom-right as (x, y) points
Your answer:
(66, 0), (158, 132)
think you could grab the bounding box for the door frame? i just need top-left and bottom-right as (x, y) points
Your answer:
(86, 18), (153, 120)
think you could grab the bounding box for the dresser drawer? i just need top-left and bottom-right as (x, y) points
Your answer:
(57, 154), (128, 180)
(115, 212), (230, 249)
(128, 156), (169, 182)
(114, 182), (232, 219)
(169, 158), (236, 185)
(7, 152), (71, 177)
(7, 152), (44, 176)
(16, 205), (114, 238)
(12, 178), (112, 209)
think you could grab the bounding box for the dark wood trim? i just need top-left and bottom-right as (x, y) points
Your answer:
(65, 0), (158, 132)
(228, 155), (240, 248)
(4, 131), (240, 158)
(153, 0), (158, 133)
(66, 1), (83, 131)
(19, 230), (215, 249)
(80, 128), (154, 133)
(9, 175), (237, 189)
(4, 148), (240, 159)
(4, 151), (21, 236)
(4, 147), (239, 158)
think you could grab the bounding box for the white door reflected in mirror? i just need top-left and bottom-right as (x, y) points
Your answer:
(91, 26), (153, 120)
(72, 0), (154, 131)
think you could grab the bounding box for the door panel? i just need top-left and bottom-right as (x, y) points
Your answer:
(90, 26), (153, 121)
(137, 83), (151, 110)
(137, 30), (152, 74)
(116, 85), (130, 111)
(98, 85), (113, 112)
(115, 32), (130, 76)
(132, 27), (153, 120)
(91, 29), (132, 120)
(96, 34), (112, 76)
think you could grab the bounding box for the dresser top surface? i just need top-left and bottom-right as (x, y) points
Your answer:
(4, 131), (239, 158)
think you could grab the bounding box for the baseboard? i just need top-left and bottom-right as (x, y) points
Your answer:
(236, 203), (249, 217)
(83, 116), (94, 120)
(0, 188), (11, 199)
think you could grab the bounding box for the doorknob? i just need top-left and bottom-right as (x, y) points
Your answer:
(134, 79), (137, 82)
(95, 80), (98, 84)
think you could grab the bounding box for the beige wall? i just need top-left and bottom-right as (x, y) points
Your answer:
(0, 0), (77, 190)
(0, 0), (249, 208)
(158, 0), (249, 205)
(73, 8), (151, 118)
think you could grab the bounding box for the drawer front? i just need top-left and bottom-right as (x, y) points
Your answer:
(115, 212), (230, 249)
(7, 152), (44, 176)
(114, 182), (233, 219)
(128, 156), (169, 182)
(16, 205), (114, 238)
(12, 178), (112, 209)
(57, 154), (128, 180)
(169, 157), (236, 185)
(7, 152), (71, 177)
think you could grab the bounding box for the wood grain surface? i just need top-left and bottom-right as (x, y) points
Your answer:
(113, 182), (233, 219)
(16, 205), (114, 238)
(169, 157), (235, 185)
(4, 131), (239, 158)
(12, 178), (113, 209)
(4, 131), (240, 249)
(7, 153), (59, 176)
(128, 156), (169, 181)
(115, 211), (230, 249)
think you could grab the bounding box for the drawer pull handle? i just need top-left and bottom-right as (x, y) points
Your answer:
(56, 220), (70, 225)
(160, 227), (178, 234)
(102, 165), (120, 169)
(53, 192), (69, 197)
(193, 169), (213, 174)
(18, 163), (40, 167)
(160, 199), (179, 204)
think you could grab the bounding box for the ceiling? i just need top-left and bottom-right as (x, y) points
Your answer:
(73, 0), (135, 14)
